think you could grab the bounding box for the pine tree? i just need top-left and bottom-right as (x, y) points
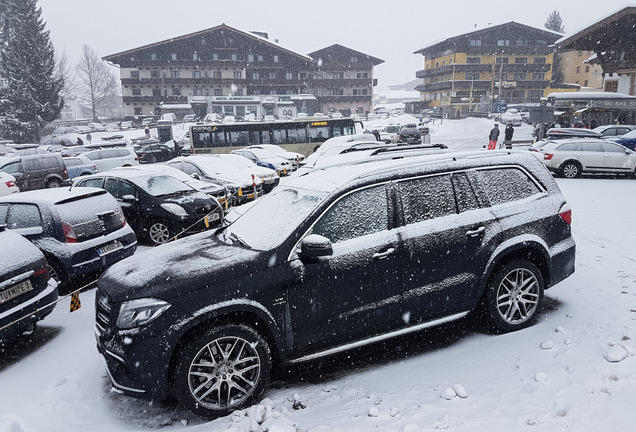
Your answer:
(0, 0), (64, 143)
(545, 10), (565, 34)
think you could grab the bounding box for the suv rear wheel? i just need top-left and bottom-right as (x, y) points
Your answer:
(560, 161), (581, 178)
(172, 324), (271, 418)
(46, 179), (61, 188)
(481, 259), (544, 332)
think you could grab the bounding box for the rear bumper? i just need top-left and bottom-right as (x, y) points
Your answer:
(0, 279), (58, 341)
(547, 237), (576, 288)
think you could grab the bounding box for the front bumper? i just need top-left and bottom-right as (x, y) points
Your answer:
(0, 278), (58, 341)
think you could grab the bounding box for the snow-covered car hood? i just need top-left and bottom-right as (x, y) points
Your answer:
(99, 230), (263, 302)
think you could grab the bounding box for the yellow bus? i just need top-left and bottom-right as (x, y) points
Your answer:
(190, 117), (362, 156)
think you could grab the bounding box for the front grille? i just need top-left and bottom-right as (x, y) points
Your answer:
(95, 290), (112, 334)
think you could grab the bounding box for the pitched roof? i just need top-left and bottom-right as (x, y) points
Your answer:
(308, 44), (384, 66)
(555, 5), (636, 50)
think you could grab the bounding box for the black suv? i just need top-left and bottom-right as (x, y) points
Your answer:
(398, 124), (422, 144)
(0, 153), (69, 190)
(95, 150), (576, 418)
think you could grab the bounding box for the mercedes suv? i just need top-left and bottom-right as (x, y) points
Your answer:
(94, 150), (576, 418)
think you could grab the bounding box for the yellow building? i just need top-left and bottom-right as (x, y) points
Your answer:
(559, 50), (603, 89)
(414, 22), (563, 118)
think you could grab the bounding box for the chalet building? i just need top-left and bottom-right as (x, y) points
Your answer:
(413, 22), (562, 118)
(103, 24), (382, 120)
(307, 45), (383, 116)
(555, 6), (636, 125)
(559, 50), (603, 90)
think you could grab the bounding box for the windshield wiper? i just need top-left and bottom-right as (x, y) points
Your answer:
(228, 231), (250, 248)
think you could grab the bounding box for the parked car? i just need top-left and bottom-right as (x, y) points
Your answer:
(0, 145), (17, 157)
(63, 156), (99, 179)
(592, 124), (636, 138)
(0, 153), (69, 190)
(83, 147), (139, 172)
(545, 127), (603, 140)
(221, 153), (279, 192)
(74, 170), (222, 246)
(0, 188), (137, 290)
(539, 138), (636, 178)
(398, 124), (422, 144)
(177, 138), (192, 156)
(183, 114), (198, 123)
(94, 150), (576, 418)
(166, 156), (268, 204)
(40, 137), (76, 148)
(135, 143), (175, 164)
(0, 171), (19, 196)
(379, 124), (402, 143)
(500, 109), (523, 126)
(0, 225), (58, 341)
(60, 146), (90, 158)
(231, 148), (293, 176)
(244, 144), (305, 165)
(614, 129), (636, 151)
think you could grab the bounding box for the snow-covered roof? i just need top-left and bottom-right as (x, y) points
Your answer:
(0, 187), (107, 205)
(547, 92), (636, 100)
(555, 4), (636, 48)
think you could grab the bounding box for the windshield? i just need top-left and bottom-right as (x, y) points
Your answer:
(620, 130), (636, 139)
(128, 174), (192, 196)
(223, 186), (327, 250)
(222, 153), (256, 169)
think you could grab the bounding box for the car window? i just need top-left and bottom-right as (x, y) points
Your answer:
(181, 162), (203, 176)
(579, 142), (603, 152)
(474, 167), (542, 206)
(79, 177), (104, 188)
(103, 149), (119, 159)
(397, 174), (456, 224)
(0, 203), (43, 229)
(41, 156), (60, 169)
(0, 161), (21, 174)
(64, 158), (80, 167)
(104, 178), (137, 199)
(312, 185), (388, 243)
(601, 142), (627, 153)
(117, 149), (132, 157)
(452, 172), (481, 213)
(24, 158), (42, 171)
(556, 142), (579, 151)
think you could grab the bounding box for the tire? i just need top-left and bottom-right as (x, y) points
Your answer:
(46, 259), (68, 291)
(46, 179), (62, 188)
(560, 161), (581, 178)
(149, 155), (158, 164)
(481, 259), (544, 333)
(147, 220), (172, 245)
(172, 324), (271, 418)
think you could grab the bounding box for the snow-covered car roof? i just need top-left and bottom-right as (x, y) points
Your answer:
(0, 187), (108, 205)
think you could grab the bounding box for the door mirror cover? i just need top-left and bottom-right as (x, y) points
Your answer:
(300, 234), (333, 258)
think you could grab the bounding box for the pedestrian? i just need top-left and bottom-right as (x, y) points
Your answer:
(172, 139), (180, 157)
(76, 137), (83, 146)
(488, 124), (499, 150)
(86, 133), (92, 143)
(504, 123), (514, 141)
(372, 129), (381, 141)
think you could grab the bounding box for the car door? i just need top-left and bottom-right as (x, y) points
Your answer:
(286, 183), (403, 352)
(601, 141), (634, 172)
(576, 140), (605, 171)
(102, 178), (143, 232)
(397, 172), (501, 322)
(0, 161), (26, 191)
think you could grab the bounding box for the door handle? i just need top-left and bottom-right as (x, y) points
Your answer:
(372, 247), (395, 260)
(466, 226), (485, 238)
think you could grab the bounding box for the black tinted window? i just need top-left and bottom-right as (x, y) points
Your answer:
(79, 177), (104, 188)
(398, 174), (456, 224)
(24, 158), (42, 171)
(312, 185), (388, 243)
(475, 168), (542, 205)
(0, 204), (42, 229)
(452, 172), (481, 213)
(104, 178), (136, 199)
(41, 156), (60, 169)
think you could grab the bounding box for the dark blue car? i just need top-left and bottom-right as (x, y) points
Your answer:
(615, 129), (636, 151)
(63, 156), (99, 179)
(0, 188), (137, 291)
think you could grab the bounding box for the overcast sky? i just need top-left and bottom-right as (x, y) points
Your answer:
(39, 0), (631, 86)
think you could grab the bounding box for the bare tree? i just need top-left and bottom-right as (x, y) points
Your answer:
(75, 44), (118, 121)
(55, 50), (76, 99)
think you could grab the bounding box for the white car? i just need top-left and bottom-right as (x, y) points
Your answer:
(540, 138), (636, 178)
(500, 109), (523, 127)
(83, 147), (139, 172)
(231, 148), (293, 175)
(0, 171), (19, 196)
(379, 124), (402, 143)
(244, 144), (305, 165)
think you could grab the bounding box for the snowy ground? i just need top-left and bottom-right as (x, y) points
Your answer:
(1, 118), (635, 432)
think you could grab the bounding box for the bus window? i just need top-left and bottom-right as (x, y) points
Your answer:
(272, 129), (285, 144)
(309, 126), (329, 142)
(261, 130), (272, 144)
(211, 131), (227, 147)
(249, 131), (260, 145)
(343, 125), (355, 136)
(228, 131), (249, 146)
(194, 132), (212, 148)
(287, 127), (306, 144)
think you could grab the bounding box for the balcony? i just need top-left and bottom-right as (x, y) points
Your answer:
(315, 95), (372, 102)
(416, 62), (551, 78)
(122, 96), (188, 104)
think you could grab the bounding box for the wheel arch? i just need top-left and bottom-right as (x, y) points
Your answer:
(559, 158), (583, 171)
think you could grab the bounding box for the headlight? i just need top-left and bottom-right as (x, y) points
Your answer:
(160, 203), (188, 216)
(116, 298), (172, 329)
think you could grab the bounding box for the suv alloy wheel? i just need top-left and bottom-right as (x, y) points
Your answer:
(560, 161), (581, 178)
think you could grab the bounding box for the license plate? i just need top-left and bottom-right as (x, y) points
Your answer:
(0, 279), (33, 305)
(247, 193), (255, 199)
(97, 241), (123, 257)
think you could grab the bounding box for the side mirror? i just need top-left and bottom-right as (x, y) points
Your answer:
(190, 173), (201, 180)
(121, 195), (137, 203)
(300, 234), (333, 258)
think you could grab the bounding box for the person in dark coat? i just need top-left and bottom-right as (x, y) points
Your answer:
(504, 124), (514, 141)
(488, 124), (499, 150)
(76, 137), (83, 146)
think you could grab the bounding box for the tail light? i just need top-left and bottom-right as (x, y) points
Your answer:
(91, 165), (97, 170)
(64, 168), (69, 176)
(33, 268), (48, 277)
(5, 180), (15, 188)
(559, 204), (572, 225)
(62, 222), (78, 243)
(116, 206), (127, 227)
(544, 153), (554, 160)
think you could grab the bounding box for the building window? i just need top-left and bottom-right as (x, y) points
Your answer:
(533, 57), (546, 64)
(356, 72), (369, 78)
(130, 70), (139, 78)
(212, 53), (218, 61)
(469, 39), (481, 46)
(232, 54), (237, 61)
(605, 81), (618, 92)
(286, 72), (293, 80)
(465, 73), (480, 80)
(578, 51), (583, 56)
(247, 106), (257, 114)
(248, 54), (254, 62)
(514, 72), (526, 80)
(214, 88), (223, 96)
(257, 55), (264, 62)
(193, 71), (201, 78)
(351, 57), (358, 63)
(233, 71), (242, 79)
(150, 70), (160, 78)
(352, 89), (368, 95)
(584, 80), (589, 86)
(170, 70), (179, 79)
(531, 73), (545, 80)
(497, 40), (510, 46)
(527, 90), (543, 100)
(585, 65), (590, 73)
(273, 55), (279, 63)
(152, 88), (161, 96)
(171, 53), (177, 60)
(224, 106), (234, 114)
(211, 106), (222, 114)
(235, 89), (243, 96)
(356, 106), (364, 113)
(466, 57), (481, 64)
(269, 72), (276, 79)
(154, 107), (161, 115)
(131, 88), (141, 96)
(151, 53), (157, 61)
(192, 88), (202, 96)
(172, 88), (181, 96)
(576, 66), (581, 73)
(213, 71), (222, 79)
(496, 57), (509, 64)
(442, 60), (446, 66)
(134, 107), (142, 115)
(192, 53), (198, 61)
(514, 57), (527, 64)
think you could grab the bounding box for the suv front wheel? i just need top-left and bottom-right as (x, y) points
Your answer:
(560, 161), (582, 178)
(172, 324), (271, 418)
(481, 259), (544, 332)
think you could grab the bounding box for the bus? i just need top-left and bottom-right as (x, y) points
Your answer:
(189, 117), (362, 156)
